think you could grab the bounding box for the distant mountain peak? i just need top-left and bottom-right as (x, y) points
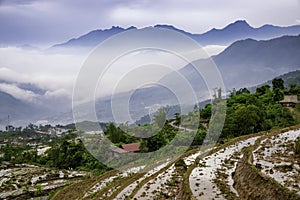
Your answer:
(233, 19), (249, 24)
(154, 24), (177, 29)
(127, 26), (137, 30)
(225, 20), (252, 29)
(153, 24), (191, 35)
(204, 20), (253, 35)
(108, 26), (137, 31)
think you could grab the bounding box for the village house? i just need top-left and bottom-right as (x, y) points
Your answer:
(111, 142), (140, 158)
(280, 95), (299, 107)
(121, 142), (140, 152)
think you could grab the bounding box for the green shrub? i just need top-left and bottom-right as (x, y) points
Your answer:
(295, 137), (300, 155)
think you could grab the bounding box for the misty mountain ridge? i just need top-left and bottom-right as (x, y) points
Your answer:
(51, 20), (300, 52)
(157, 34), (300, 97)
(81, 34), (300, 125)
(0, 79), (47, 96)
(52, 26), (137, 49)
(1, 27), (300, 127)
(213, 34), (300, 88)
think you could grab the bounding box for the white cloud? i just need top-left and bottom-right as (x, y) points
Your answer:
(0, 43), (227, 105)
(203, 45), (227, 56)
(0, 67), (28, 83)
(0, 83), (38, 102)
(0, 47), (83, 93)
(44, 88), (70, 98)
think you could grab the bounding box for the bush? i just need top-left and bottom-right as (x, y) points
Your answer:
(34, 184), (42, 195)
(295, 137), (300, 155)
(175, 158), (187, 170)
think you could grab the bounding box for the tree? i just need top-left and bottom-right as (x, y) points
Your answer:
(146, 130), (167, 152)
(192, 129), (206, 146)
(296, 103), (300, 112)
(256, 85), (270, 96)
(287, 83), (300, 95)
(229, 88), (237, 97)
(266, 104), (294, 127)
(174, 112), (181, 126)
(217, 88), (222, 99)
(153, 107), (167, 128)
(201, 104), (212, 119)
(207, 102), (226, 141)
(273, 88), (284, 102)
(272, 78), (284, 90)
(233, 105), (260, 135)
(105, 123), (122, 143)
(236, 88), (250, 95)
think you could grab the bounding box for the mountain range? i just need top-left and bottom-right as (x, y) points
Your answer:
(1, 20), (300, 127)
(51, 20), (300, 51)
(92, 34), (300, 123)
(182, 34), (300, 90)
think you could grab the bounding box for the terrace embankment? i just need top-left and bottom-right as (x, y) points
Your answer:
(233, 128), (300, 200)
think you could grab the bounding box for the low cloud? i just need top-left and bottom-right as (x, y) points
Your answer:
(203, 45), (227, 56)
(0, 67), (31, 84)
(0, 83), (37, 102)
(44, 88), (70, 98)
(0, 44), (227, 103)
(0, 47), (83, 96)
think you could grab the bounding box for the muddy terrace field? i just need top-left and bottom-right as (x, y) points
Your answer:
(0, 163), (87, 199)
(48, 127), (300, 200)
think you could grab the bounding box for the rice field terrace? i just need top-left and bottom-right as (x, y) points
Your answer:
(0, 163), (87, 200)
(49, 126), (300, 200)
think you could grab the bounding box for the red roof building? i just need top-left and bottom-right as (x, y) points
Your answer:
(121, 142), (140, 152)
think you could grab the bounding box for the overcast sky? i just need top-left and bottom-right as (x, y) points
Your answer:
(1, 0), (300, 46)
